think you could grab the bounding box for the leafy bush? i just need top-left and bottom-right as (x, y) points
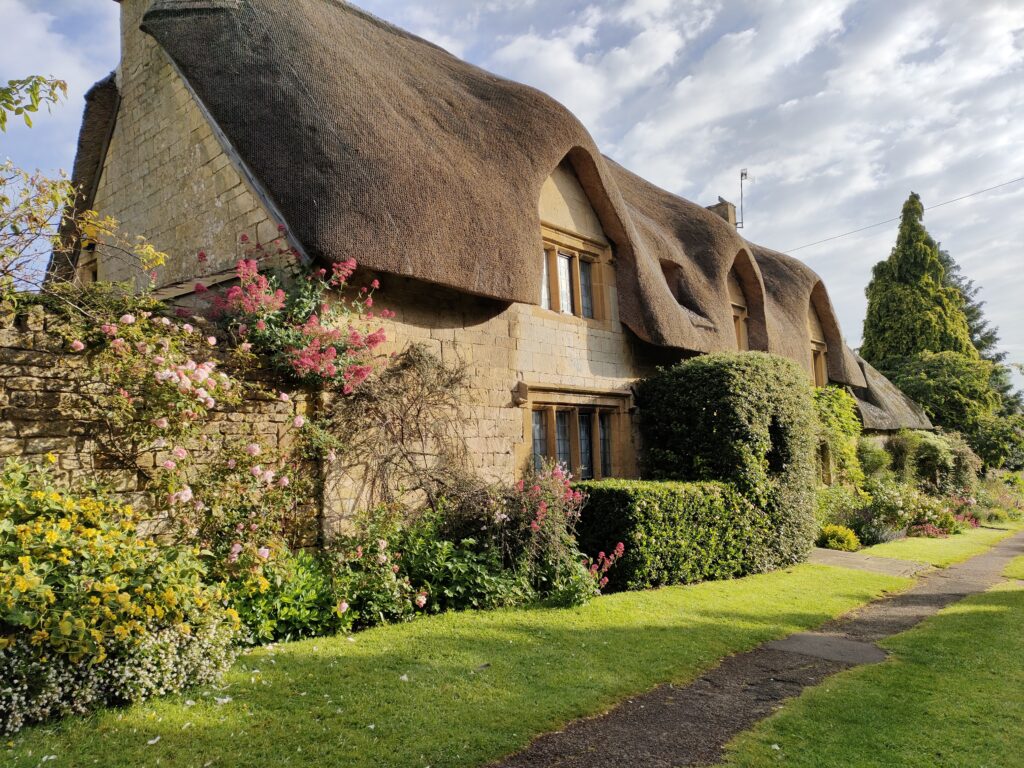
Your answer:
(400, 509), (531, 613)
(813, 386), (864, 487)
(971, 414), (1024, 471)
(886, 429), (981, 496)
(852, 477), (915, 544)
(817, 524), (860, 552)
(857, 437), (892, 478)
(637, 352), (818, 567)
(227, 550), (343, 643)
(574, 480), (775, 591)
(0, 460), (238, 734)
(815, 484), (867, 528)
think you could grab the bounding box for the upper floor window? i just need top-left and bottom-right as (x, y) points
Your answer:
(540, 237), (601, 320)
(807, 303), (828, 387)
(727, 269), (749, 351)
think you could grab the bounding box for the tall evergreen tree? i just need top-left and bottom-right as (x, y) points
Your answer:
(937, 248), (1022, 414)
(860, 193), (977, 377)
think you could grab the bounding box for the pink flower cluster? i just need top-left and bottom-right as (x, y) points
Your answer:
(587, 542), (625, 589)
(153, 358), (226, 410)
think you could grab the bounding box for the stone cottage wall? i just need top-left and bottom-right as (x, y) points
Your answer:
(0, 305), (309, 521)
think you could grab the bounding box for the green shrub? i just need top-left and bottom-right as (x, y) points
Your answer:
(813, 386), (864, 487)
(574, 479), (775, 591)
(886, 429), (981, 495)
(227, 550), (344, 644)
(637, 352), (818, 567)
(0, 460), (238, 734)
(857, 436), (892, 478)
(815, 484), (867, 528)
(817, 524), (861, 552)
(853, 477), (915, 544)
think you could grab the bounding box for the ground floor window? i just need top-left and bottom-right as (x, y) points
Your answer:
(529, 404), (626, 479)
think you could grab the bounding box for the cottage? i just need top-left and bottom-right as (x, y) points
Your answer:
(50, 0), (930, 512)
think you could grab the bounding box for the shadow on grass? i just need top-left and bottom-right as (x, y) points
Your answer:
(10, 567), (908, 768)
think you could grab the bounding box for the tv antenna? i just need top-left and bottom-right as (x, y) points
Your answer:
(737, 169), (753, 229)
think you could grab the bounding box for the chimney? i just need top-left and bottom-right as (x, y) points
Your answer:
(706, 196), (737, 228)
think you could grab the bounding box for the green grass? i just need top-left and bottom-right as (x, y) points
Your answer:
(720, 581), (1024, 768)
(862, 520), (1023, 567)
(6, 565), (907, 768)
(1005, 555), (1024, 580)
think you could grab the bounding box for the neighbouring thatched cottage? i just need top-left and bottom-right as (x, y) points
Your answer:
(50, 0), (930, 515)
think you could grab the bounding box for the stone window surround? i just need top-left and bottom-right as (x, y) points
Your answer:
(539, 225), (611, 325)
(514, 382), (633, 480)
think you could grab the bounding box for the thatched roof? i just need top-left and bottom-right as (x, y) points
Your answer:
(852, 355), (933, 432)
(58, 0), (929, 430)
(48, 73), (120, 282)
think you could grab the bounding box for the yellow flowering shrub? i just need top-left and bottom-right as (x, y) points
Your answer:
(0, 459), (239, 734)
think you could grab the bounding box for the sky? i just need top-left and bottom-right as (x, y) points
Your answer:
(2, 0), (1022, 385)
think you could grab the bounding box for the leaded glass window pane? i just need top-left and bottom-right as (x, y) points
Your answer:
(580, 260), (594, 319)
(532, 410), (548, 471)
(555, 411), (571, 467)
(579, 411), (594, 480)
(599, 412), (612, 478)
(540, 252), (551, 310)
(557, 253), (574, 315)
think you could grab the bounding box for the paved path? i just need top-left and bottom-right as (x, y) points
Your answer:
(808, 546), (931, 577)
(491, 531), (1024, 768)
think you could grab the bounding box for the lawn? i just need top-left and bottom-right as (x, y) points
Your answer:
(7, 564), (907, 768)
(720, 581), (1024, 768)
(861, 520), (1023, 567)
(1005, 555), (1024, 580)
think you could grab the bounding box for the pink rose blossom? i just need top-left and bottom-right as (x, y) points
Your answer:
(228, 542), (242, 563)
(293, 415), (305, 428)
(178, 486), (193, 503)
(119, 313), (136, 325)
(227, 459), (236, 469)
(278, 392), (290, 402)
(251, 465), (263, 478)
(206, 336), (218, 347)
(256, 547), (271, 560)
(162, 460), (177, 470)
(414, 593), (428, 609)
(172, 446), (188, 460)
(245, 443), (261, 456)
(70, 340), (85, 352)
(182, 323), (193, 334)
(239, 342), (253, 352)
(337, 600), (349, 614)
(262, 469), (276, 484)
(152, 417), (169, 430)
(278, 476), (290, 488)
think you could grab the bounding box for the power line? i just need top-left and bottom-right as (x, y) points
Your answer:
(785, 175), (1024, 253)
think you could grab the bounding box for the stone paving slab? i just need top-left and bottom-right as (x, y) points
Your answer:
(808, 547), (931, 577)
(764, 632), (888, 664)
(491, 531), (1024, 768)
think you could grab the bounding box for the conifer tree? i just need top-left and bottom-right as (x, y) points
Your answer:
(860, 193), (977, 377)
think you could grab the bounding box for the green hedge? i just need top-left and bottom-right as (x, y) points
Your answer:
(574, 480), (776, 591)
(636, 353), (818, 567)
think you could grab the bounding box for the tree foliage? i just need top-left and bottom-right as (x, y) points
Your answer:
(891, 351), (998, 436)
(860, 193), (977, 377)
(0, 76), (67, 132)
(937, 248), (1022, 414)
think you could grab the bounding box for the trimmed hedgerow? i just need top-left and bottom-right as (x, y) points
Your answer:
(637, 353), (818, 567)
(574, 480), (775, 591)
